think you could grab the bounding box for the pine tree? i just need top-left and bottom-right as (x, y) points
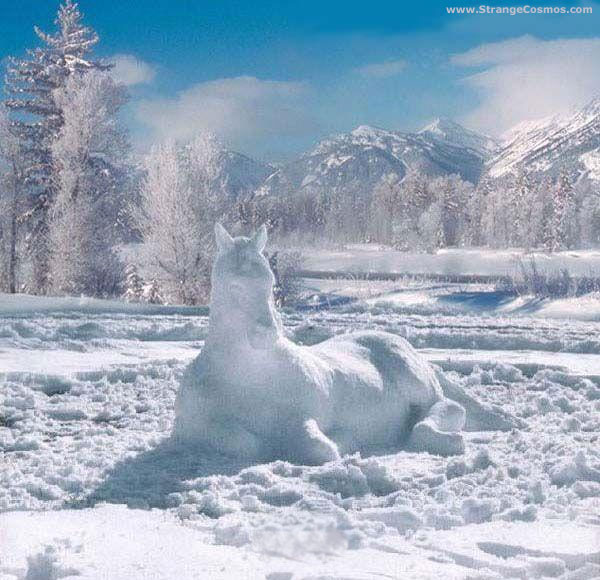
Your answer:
(3, 0), (109, 293)
(508, 172), (532, 247)
(123, 264), (144, 302)
(577, 179), (600, 247)
(432, 174), (468, 247)
(547, 172), (577, 252)
(143, 279), (163, 304)
(0, 107), (25, 293)
(418, 201), (444, 253)
(371, 177), (400, 245)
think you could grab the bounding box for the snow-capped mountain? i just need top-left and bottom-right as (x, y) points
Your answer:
(257, 121), (497, 199)
(177, 98), (600, 205)
(487, 97), (600, 181)
(418, 118), (498, 158)
(213, 149), (273, 199)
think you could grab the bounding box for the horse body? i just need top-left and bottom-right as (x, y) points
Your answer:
(175, 224), (478, 464)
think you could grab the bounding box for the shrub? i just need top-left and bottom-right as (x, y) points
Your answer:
(498, 257), (600, 298)
(268, 250), (305, 306)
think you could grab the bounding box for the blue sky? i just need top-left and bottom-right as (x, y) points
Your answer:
(1, 0), (600, 159)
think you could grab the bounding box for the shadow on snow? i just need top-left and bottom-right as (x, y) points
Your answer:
(79, 437), (255, 509)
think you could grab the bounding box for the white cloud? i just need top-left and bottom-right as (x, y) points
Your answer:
(110, 54), (156, 87)
(355, 59), (407, 79)
(135, 76), (312, 147)
(452, 35), (600, 135)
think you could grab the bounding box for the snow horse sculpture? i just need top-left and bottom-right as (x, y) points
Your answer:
(174, 224), (514, 465)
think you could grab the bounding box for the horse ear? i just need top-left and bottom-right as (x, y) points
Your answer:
(251, 224), (268, 252)
(215, 223), (234, 252)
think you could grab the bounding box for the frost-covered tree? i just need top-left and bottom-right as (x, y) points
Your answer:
(387, 172), (430, 250)
(48, 71), (128, 296)
(480, 172), (533, 248)
(418, 201), (444, 253)
(143, 279), (163, 304)
(123, 264), (144, 303)
(546, 172), (577, 252)
(429, 174), (472, 247)
(460, 177), (486, 246)
(135, 142), (193, 303)
(508, 172), (532, 246)
(527, 178), (553, 249)
(577, 179), (600, 247)
(3, 0), (109, 293)
(370, 176), (401, 245)
(0, 107), (26, 293)
(134, 136), (227, 305)
(481, 175), (523, 248)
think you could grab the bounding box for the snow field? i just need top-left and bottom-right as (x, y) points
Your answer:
(1, 289), (600, 579)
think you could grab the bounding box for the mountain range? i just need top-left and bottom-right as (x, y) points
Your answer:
(487, 97), (600, 181)
(204, 96), (600, 202)
(256, 119), (497, 199)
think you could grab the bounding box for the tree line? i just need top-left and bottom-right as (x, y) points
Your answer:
(237, 169), (600, 253)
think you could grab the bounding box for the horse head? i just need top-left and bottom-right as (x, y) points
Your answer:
(211, 223), (280, 348)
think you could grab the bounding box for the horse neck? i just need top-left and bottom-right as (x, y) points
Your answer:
(206, 284), (282, 349)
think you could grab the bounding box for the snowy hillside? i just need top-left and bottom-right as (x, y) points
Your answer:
(488, 97), (600, 180)
(418, 117), (498, 158)
(213, 149), (274, 199)
(257, 121), (495, 202)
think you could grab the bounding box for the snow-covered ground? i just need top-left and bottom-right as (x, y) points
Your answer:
(305, 245), (600, 278)
(2, 274), (600, 579)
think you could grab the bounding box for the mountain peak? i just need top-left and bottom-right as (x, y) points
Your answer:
(419, 118), (498, 156)
(350, 125), (389, 139)
(419, 117), (462, 135)
(488, 97), (600, 179)
(580, 95), (600, 116)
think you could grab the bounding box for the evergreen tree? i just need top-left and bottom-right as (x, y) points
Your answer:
(0, 107), (25, 293)
(143, 279), (163, 304)
(370, 177), (400, 245)
(123, 264), (144, 302)
(547, 172), (577, 252)
(418, 201), (444, 253)
(3, 0), (109, 293)
(577, 179), (600, 247)
(508, 172), (532, 247)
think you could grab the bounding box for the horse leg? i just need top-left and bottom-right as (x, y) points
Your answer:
(292, 418), (341, 465)
(407, 399), (466, 456)
(195, 416), (262, 460)
(436, 369), (523, 431)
